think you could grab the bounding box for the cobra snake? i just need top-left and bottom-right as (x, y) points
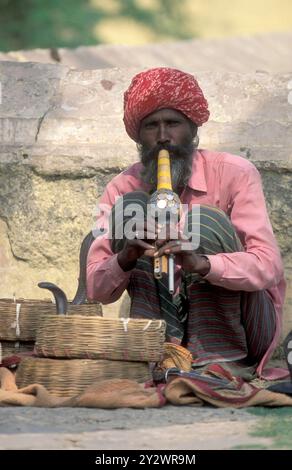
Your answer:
(38, 232), (95, 314)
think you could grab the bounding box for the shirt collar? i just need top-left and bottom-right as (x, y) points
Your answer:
(187, 150), (207, 193)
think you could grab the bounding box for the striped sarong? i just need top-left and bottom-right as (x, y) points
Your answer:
(111, 191), (276, 367)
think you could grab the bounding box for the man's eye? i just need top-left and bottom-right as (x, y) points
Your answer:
(144, 122), (157, 129)
(167, 120), (180, 126)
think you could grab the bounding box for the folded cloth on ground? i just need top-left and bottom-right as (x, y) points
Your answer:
(1, 362), (292, 408)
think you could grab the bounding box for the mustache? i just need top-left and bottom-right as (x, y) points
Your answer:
(139, 141), (195, 192)
(140, 142), (194, 166)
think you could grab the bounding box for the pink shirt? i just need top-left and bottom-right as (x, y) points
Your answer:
(87, 149), (286, 377)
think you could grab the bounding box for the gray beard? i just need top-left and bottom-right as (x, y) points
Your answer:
(138, 142), (196, 194)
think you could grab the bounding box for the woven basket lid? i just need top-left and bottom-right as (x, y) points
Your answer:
(0, 298), (102, 341)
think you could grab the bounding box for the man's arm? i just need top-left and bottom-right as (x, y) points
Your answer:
(86, 179), (155, 303)
(87, 245), (132, 304)
(86, 180), (131, 303)
(204, 163), (284, 291)
(149, 160), (283, 292)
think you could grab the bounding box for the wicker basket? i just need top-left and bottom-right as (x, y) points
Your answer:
(0, 298), (102, 341)
(16, 357), (151, 397)
(35, 316), (166, 362)
(0, 340), (35, 359)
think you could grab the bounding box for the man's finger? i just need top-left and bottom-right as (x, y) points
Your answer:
(134, 230), (157, 241)
(131, 239), (155, 250)
(144, 248), (156, 257)
(154, 240), (181, 257)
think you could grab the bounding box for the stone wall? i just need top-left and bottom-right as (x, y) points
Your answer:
(1, 32), (292, 74)
(0, 61), (291, 333)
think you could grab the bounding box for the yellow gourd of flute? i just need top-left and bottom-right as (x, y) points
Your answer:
(157, 149), (172, 191)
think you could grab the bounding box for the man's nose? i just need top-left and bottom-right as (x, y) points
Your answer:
(157, 124), (170, 145)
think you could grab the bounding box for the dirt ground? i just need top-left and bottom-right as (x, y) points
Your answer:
(0, 406), (280, 450)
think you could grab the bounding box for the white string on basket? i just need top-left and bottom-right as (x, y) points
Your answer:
(155, 320), (163, 330)
(16, 303), (21, 337)
(142, 320), (152, 331)
(120, 317), (130, 332)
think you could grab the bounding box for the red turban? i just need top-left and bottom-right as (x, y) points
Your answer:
(123, 67), (210, 142)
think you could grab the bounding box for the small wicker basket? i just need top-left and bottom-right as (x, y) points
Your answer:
(0, 298), (102, 341)
(16, 357), (151, 397)
(35, 316), (166, 362)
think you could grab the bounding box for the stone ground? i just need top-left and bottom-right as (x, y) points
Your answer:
(0, 406), (280, 450)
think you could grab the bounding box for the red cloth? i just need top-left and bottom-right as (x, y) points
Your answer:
(123, 67), (210, 142)
(0, 355), (21, 369)
(0, 351), (35, 369)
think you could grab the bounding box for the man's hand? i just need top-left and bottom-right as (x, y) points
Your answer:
(117, 219), (211, 277)
(117, 219), (157, 271)
(152, 223), (211, 276)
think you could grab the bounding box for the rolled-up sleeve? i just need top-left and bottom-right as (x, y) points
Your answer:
(87, 246), (132, 304)
(86, 181), (132, 303)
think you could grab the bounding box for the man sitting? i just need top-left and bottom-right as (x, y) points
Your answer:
(87, 67), (286, 378)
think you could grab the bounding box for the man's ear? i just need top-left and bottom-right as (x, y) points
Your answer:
(188, 120), (198, 138)
(191, 123), (198, 138)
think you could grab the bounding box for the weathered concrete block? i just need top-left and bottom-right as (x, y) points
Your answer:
(0, 61), (291, 335)
(1, 32), (292, 74)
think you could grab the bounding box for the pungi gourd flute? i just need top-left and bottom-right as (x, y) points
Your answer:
(149, 149), (181, 294)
